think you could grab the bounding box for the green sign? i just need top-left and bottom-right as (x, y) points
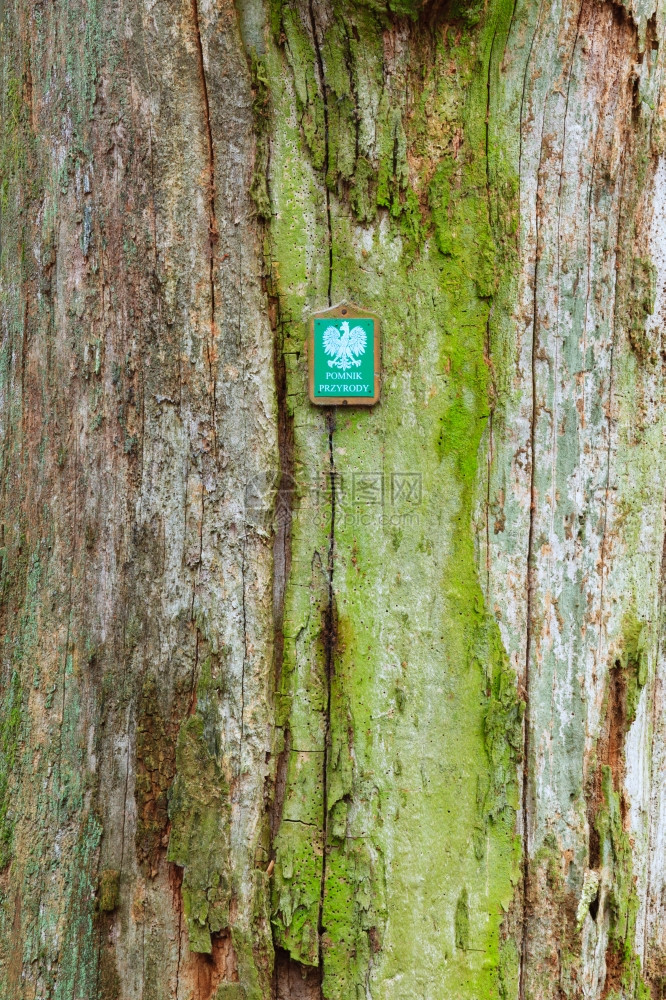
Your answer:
(309, 304), (380, 406)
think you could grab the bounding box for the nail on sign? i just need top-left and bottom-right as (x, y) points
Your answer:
(308, 303), (381, 406)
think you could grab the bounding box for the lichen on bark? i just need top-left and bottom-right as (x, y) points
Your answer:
(265, 0), (523, 997)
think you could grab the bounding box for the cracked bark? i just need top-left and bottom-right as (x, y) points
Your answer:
(2, 0), (666, 999)
(308, 0), (333, 307)
(319, 410), (337, 976)
(191, 0), (219, 455)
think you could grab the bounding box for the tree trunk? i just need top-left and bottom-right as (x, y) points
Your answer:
(1, 0), (665, 997)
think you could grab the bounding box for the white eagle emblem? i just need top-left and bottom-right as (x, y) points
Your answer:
(322, 320), (367, 370)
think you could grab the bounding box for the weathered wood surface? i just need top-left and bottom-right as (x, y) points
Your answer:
(0, 0), (665, 998)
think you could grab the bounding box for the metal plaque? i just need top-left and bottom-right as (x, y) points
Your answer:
(308, 303), (380, 407)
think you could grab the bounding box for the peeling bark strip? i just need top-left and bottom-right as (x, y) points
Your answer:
(1, 0), (666, 999)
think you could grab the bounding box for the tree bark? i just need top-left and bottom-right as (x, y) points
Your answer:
(1, 0), (665, 998)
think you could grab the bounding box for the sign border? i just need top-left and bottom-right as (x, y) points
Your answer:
(308, 302), (381, 407)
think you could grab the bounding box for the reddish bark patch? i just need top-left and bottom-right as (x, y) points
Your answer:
(587, 660), (630, 870)
(7, 889), (21, 991)
(169, 860), (184, 903)
(170, 867), (240, 1000)
(186, 931), (239, 1000)
(602, 662), (629, 791)
(585, 640), (643, 996)
(275, 949), (321, 1000)
(522, 837), (579, 997)
(600, 944), (624, 1000)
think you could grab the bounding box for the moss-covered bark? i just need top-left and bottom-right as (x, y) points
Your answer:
(264, 4), (523, 997)
(0, 0), (665, 998)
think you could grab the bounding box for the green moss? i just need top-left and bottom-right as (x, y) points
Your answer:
(272, 821), (323, 965)
(167, 714), (232, 954)
(598, 766), (635, 952)
(498, 937), (520, 1000)
(455, 887), (470, 951)
(269, 0), (286, 42)
(349, 156), (377, 223)
(626, 257), (658, 364)
(98, 868), (120, 912)
(595, 766), (651, 998)
(618, 609), (647, 727)
(230, 893), (273, 1000)
(588, 605), (654, 996)
(321, 836), (385, 998)
(0, 76), (27, 211)
(215, 985), (247, 1000)
(475, 617), (524, 857)
(249, 55), (272, 220)
(281, 7), (326, 170)
(387, 0), (425, 15)
(319, 654), (385, 996)
(0, 670), (22, 868)
(271, 532), (330, 962)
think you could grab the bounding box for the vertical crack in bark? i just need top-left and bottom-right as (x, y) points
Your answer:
(174, 865), (184, 999)
(191, 0), (219, 454)
(518, 0), (587, 979)
(520, 106), (549, 1000)
(517, 0), (546, 224)
(20, 297), (28, 444)
(644, 519), (666, 962)
(598, 157), (626, 665)
(118, 700), (132, 874)
(238, 239), (249, 759)
(271, 291), (294, 699)
(342, 22), (360, 165)
(553, 0), (585, 582)
(188, 0), (216, 773)
(240, 532), (248, 756)
(141, 923), (146, 998)
(192, 628), (201, 701)
(57, 419), (78, 824)
(308, 0), (333, 306)
(269, 284), (294, 856)
(485, 27), (497, 209)
(582, 121), (601, 449)
(588, 161), (627, 987)
(306, 5), (336, 976)
(318, 410), (337, 986)
(485, 322), (493, 598)
(484, 25), (498, 598)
